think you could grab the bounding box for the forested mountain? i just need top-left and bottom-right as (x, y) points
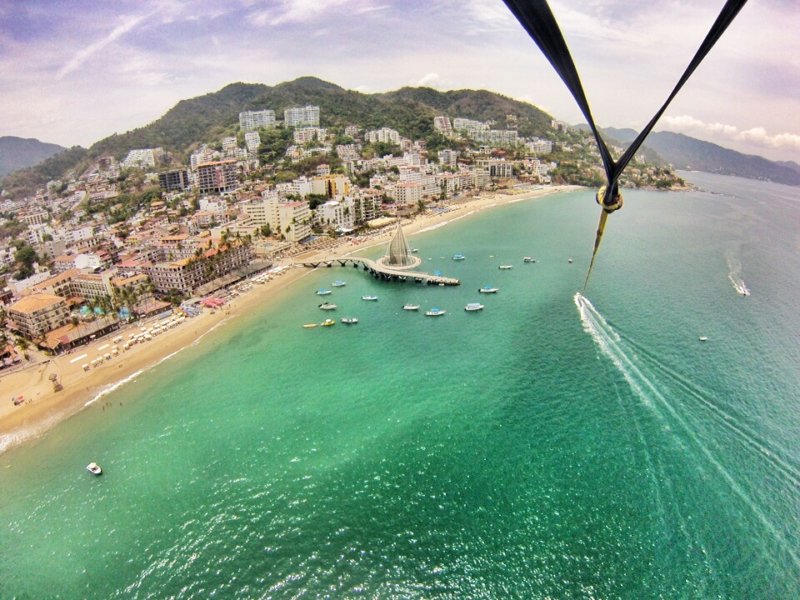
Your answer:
(0, 136), (65, 178)
(1, 77), (554, 197)
(603, 128), (800, 187)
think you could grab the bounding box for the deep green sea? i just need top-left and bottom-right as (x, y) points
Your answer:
(2, 172), (799, 599)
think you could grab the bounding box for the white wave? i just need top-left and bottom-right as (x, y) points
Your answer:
(726, 253), (751, 296)
(575, 292), (800, 569)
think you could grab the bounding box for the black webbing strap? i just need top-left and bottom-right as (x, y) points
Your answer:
(502, 0), (748, 206)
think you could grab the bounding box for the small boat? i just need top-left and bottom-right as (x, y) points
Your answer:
(452, 253), (466, 261)
(403, 304), (420, 311)
(411, 248), (419, 253)
(478, 286), (499, 294)
(318, 302), (337, 310)
(523, 256), (536, 263)
(86, 462), (102, 476)
(341, 317), (359, 324)
(699, 336), (708, 342)
(361, 295), (378, 301)
(332, 280), (347, 287)
(425, 308), (447, 317)
(465, 303), (484, 312)
(321, 319), (336, 327)
(303, 323), (318, 329)
(498, 265), (513, 270)
(316, 289), (332, 296)
(568, 258), (574, 264)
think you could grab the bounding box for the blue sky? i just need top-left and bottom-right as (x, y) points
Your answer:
(1, 0), (799, 163)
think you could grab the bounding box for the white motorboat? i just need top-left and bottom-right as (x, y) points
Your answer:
(699, 336), (708, 342)
(361, 295), (378, 301)
(425, 308), (447, 317)
(523, 256), (536, 263)
(341, 317), (359, 324)
(498, 265), (513, 270)
(86, 462), (102, 476)
(403, 304), (420, 311)
(478, 286), (499, 294)
(316, 289), (332, 296)
(332, 280), (347, 287)
(321, 318), (336, 327)
(465, 303), (484, 312)
(452, 254), (466, 261)
(303, 323), (318, 329)
(318, 302), (337, 310)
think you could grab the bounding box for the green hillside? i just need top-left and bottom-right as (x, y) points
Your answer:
(1, 77), (554, 196)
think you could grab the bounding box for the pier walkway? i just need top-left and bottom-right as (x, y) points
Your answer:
(297, 256), (460, 286)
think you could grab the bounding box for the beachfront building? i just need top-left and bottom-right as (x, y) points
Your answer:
(278, 202), (312, 243)
(477, 158), (514, 179)
(196, 160), (239, 195)
(147, 240), (252, 294)
(7, 294), (69, 339)
(239, 109), (276, 131)
(316, 200), (352, 232)
(284, 105), (320, 128)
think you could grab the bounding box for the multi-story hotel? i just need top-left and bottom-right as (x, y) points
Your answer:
(284, 105), (320, 128)
(239, 109), (276, 131)
(7, 294), (69, 339)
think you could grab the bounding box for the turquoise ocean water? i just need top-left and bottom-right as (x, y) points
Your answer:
(2, 172), (799, 598)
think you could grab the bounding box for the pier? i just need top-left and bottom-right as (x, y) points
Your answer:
(297, 256), (460, 286)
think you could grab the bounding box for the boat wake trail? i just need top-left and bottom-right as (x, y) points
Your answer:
(726, 253), (750, 296)
(574, 292), (800, 569)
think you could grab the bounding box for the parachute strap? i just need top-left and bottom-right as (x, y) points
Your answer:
(502, 0), (748, 287)
(596, 186), (623, 214)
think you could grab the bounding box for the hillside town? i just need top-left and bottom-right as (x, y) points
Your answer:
(0, 104), (681, 365)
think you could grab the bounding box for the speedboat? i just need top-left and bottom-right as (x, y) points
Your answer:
(452, 253), (466, 261)
(341, 317), (359, 324)
(498, 264), (513, 270)
(465, 303), (484, 311)
(361, 295), (378, 301)
(318, 302), (337, 310)
(332, 280), (346, 287)
(699, 336), (708, 342)
(568, 258), (574, 264)
(316, 289), (332, 296)
(425, 308), (447, 317)
(403, 303), (420, 311)
(523, 256), (536, 263)
(86, 462), (102, 476)
(411, 248), (419, 253)
(478, 286), (499, 294)
(321, 319), (336, 327)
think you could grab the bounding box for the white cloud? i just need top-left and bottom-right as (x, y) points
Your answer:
(660, 115), (800, 152)
(416, 73), (441, 88)
(57, 11), (156, 79)
(251, 0), (368, 27)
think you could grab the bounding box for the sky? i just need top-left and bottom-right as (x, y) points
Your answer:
(1, 0), (799, 164)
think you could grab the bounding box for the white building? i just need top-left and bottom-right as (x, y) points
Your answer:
(366, 127), (401, 145)
(123, 148), (160, 170)
(433, 116), (453, 137)
(438, 149), (458, 167)
(245, 131), (261, 154)
(284, 105), (320, 128)
(278, 202), (312, 242)
(293, 127), (327, 144)
(317, 200), (352, 231)
(239, 109), (276, 131)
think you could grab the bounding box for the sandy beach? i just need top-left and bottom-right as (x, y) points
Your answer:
(0, 185), (576, 453)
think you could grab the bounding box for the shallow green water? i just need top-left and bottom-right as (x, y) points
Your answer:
(2, 173), (799, 598)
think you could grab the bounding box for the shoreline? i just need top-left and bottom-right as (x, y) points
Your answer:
(0, 185), (577, 455)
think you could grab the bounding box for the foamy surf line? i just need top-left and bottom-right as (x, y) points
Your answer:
(84, 316), (231, 408)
